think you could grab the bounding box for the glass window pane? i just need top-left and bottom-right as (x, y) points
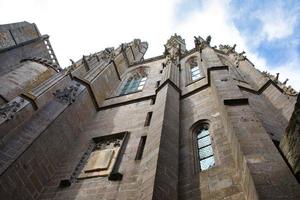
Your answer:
(197, 129), (209, 138)
(120, 76), (147, 95)
(191, 67), (198, 72)
(192, 74), (201, 81)
(197, 136), (211, 148)
(192, 71), (200, 76)
(200, 156), (215, 170)
(199, 145), (213, 159)
(194, 73), (201, 78)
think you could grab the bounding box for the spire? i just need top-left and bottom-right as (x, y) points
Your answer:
(165, 33), (186, 55)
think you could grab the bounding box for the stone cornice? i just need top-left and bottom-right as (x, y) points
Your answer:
(0, 34), (49, 54)
(98, 94), (155, 110)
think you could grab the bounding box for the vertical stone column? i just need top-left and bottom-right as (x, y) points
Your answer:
(138, 35), (182, 200)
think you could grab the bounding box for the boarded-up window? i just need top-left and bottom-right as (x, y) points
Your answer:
(78, 138), (122, 179)
(83, 149), (114, 172)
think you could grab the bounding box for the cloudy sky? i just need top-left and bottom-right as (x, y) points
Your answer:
(0, 0), (299, 90)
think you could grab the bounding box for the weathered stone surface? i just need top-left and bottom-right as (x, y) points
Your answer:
(280, 93), (300, 180)
(0, 22), (299, 200)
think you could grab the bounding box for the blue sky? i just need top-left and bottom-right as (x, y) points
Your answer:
(0, 0), (299, 90)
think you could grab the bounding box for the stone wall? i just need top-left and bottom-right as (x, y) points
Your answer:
(280, 94), (300, 181)
(0, 27), (299, 200)
(0, 22), (53, 77)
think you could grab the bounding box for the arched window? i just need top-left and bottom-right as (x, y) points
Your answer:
(185, 56), (203, 84)
(119, 68), (147, 95)
(195, 123), (215, 171)
(190, 62), (201, 81)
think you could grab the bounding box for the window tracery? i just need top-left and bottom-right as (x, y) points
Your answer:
(185, 56), (203, 85)
(119, 68), (148, 95)
(193, 122), (215, 171)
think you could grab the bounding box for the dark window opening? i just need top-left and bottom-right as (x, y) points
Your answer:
(135, 136), (147, 160)
(150, 98), (156, 105)
(144, 112), (153, 127)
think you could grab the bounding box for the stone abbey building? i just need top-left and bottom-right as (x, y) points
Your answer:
(0, 22), (299, 200)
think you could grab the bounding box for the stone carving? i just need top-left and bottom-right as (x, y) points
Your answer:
(283, 85), (298, 96)
(70, 59), (75, 65)
(234, 51), (246, 66)
(76, 137), (122, 179)
(206, 35), (211, 45)
(274, 73), (279, 82)
(262, 71), (298, 96)
(218, 44), (246, 66)
(53, 83), (81, 104)
(129, 68), (147, 80)
(21, 57), (62, 72)
(164, 34), (185, 65)
(194, 36), (209, 52)
(219, 44), (236, 54)
(166, 34), (185, 49)
(0, 98), (25, 120)
(165, 53), (179, 66)
(280, 93), (300, 179)
(132, 39), (141, 48)
(100, 47), (115, 62)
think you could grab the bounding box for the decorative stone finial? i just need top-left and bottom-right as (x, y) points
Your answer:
(262, 71), (298, 96)
(100, 47), (115, 62)
(165, 33), (186, 55)
(206, 35), (211, 45)
(275, 73), (279, 82)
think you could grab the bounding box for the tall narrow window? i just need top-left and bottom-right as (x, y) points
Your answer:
(191, 64), (201, 81)
(196, 125), (215, 171)
(186, 57), (203, 85)
(135, 136), (147, 160)
(120, 76), (147, 95)
(144, 112), (153, 127)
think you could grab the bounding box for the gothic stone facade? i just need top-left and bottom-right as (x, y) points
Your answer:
(0, 22), (299, 200)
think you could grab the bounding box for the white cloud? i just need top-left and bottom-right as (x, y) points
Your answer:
(268, 54), (300, 91)
(254, 3), (299, 41)
(174, 0), (299, 90)
(0, 0), (299, 90)
(0, 0), (178, 66)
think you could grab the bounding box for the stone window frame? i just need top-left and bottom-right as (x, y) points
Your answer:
(59, 131), (129, 187)
(184, 56), (205, 86)
(191, 120), (216, 173)
(117, 66), (149, 96)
